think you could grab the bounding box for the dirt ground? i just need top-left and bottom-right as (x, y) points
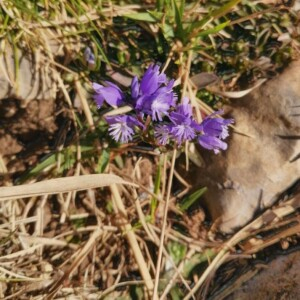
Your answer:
(0, 51), (299, 300)
(1, 97), (300, 299)
(226, 250), (300, 300)
(0, 97), (66, 179)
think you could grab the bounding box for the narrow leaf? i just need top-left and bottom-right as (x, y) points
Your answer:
(211, 0), (241, 18)
(210, 78), (267, 98)
(196, 20), (230, 38)
(16, 153), (57, 184)
(173, 0), (184, 39)
(124, 12), (161, 23)
(179, 187), (207, 211)
(182, 249), (215, 277)
(150, 161), (162, 219)
(97, 149), (110, 173)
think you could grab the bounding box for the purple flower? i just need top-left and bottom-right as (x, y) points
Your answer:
(93, 82), (125, 108)
(140, 64), (167, 95)
(175, 97), (193, 117)
(199, 110), (234, 139)
(169, 112), (199, 145)
(106, 115), (143, 143)
(135, 79), (176, 121)
(197, 111), (234, 153)
(130, 65), (177, 120)
(84, 47), (95, 67)
(91, 62), (235, 152)
(131, 76), (139, 100)
(167, 98), (202, 145)
(154, 125), (171, 145)
(198, 135), (228, 154)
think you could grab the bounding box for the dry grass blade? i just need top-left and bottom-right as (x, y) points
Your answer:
(0, 154), (8, 174)
(153, 149), (177, 300)
(210, 268), (260, 300)
(46, 228), (103, 299)
(0, 266), (41, 282)
(184, 194), (300, 299)
(74, 79), (95, 130)
(0, 245), (42, 261)
(110, 184), (154, 294)
(244, 221), (300, 254)
(208, 78), (267, 98)
(0, 174), (138, 201)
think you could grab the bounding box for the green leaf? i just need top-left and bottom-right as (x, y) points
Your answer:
(16, 153), (57, 184)
(97, 149), (110, 173)
(186, 0), (240, 37)
(179, 187), (207, 211)
(148, 10), (164, 20)
(182, 249), (216, 278)
(211, 0), (242, 19)
(150, 159), (162, 220)
(161, 23), (175, 40)
(106, 200), (114, 214)
(167, 241), (187, 265)
(196, 20), (230, 38)
(124, 12), (162, 23)
(156, 0), (165, 11)
(114, 155), (124, 169)
(170, 286), (184, 300)
(131, 285), (144, 300)
(186, 16), (212, 34)
(16, 146), (94, 184)
(61, 147), (75, 171)
(173, 0), (185, 39)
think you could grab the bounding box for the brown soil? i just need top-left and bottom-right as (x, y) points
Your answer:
(226, 251), (300, 300)
(1, 97), (300, 300)
(1, 70), (299, 300)
(0, 98), (60, 177)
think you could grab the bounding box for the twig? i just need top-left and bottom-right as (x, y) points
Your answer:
(110, 184), (154, 294)
(46, 228), (103, 299)
(153, 149), (177, 299)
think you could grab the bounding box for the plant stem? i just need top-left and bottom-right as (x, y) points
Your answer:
(153, 148), (177, 299)
(110, 183), (154, 294)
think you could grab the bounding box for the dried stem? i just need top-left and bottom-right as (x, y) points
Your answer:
(110, 183), (154, 294)
(153, 148), (177, 299)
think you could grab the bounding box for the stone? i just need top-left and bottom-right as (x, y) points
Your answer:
(0, 43), (57, 104)
(190, 60), (300, 233)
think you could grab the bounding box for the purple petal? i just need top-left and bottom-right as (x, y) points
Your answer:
(84, 47), (92, 60)
(105, 115), (143, 143)
(93, 94), (105, 108)
(92, 82), (103, 92)
(131, 76), (140, 100)
(169, 112), (190, 125)
(154, 125), (171, 145)
(191, 120), (202, 131)
(150, 92), (174, 121)
(135, 94), (150, 112)
(106, 115), (143, 128)
(198, 135), (228, 154)
(170, 123), (196, 144)
(140, 64), (167, 95)
(176, 97), (193, 118)
(92, 81), (125, 107)
(200, 111), (234, 139)
(84, 47), (95, 66)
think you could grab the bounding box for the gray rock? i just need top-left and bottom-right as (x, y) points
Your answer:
(191, 60), (300, 233)
(0, 43), (57, 103)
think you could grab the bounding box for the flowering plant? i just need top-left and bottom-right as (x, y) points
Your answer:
(92, 64), (233, 154)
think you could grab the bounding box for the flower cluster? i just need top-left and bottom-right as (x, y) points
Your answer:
(92, 64), (234, 153)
